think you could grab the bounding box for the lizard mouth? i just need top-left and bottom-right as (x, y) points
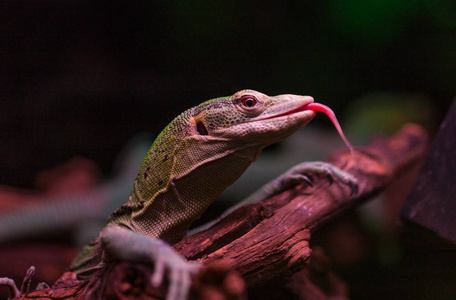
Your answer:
(262, 101), (354, 153)
(268, 103), (315, 119)
(257, 98), (315, 121)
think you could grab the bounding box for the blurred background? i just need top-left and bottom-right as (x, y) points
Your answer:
(0, 1), (455, 299)
(1, 0), (454, 187)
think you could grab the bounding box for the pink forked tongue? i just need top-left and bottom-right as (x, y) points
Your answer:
(304, 103), (355, 153)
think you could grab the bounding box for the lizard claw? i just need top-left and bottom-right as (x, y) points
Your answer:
(0, 266), (36, 300)
(286, 161), (358, 195)
(325, 172), (334, 185)
(282, 173), (313, 188)
(21, 266), (35, 295)
(165, 261), (201, 300)
(151, 256), (165, 287)
(302, 174), (313, 187)
(100, 226), (201, 300)
(36, 282), (50, 290)
(348, 180), (359, 195)
(151, 244), (202, 300)
(321, 168), (357, 194)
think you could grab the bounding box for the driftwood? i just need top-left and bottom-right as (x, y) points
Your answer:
(14, 123), (428, 300)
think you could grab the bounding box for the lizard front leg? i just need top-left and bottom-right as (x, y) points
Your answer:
(247, 161), (359, 200)
(100, 226), (201, 300)
(190, 161), (357, 235)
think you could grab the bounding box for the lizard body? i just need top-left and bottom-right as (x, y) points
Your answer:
(70, 90), (318, 278)
(5, 89), (355, 300)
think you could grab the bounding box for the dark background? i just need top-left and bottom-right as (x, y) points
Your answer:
(1, 0), (455, 188)
(1, 2), (456, 299)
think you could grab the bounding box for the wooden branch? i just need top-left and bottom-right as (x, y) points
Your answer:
(173, 123), (428, 286)
(15, 123), (428, 299)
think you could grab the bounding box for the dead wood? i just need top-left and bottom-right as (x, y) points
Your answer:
(173, 123), (429, 285)
(14, 123), (428, 299)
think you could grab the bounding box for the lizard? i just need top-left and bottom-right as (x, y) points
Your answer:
(1, 89), (357, 300)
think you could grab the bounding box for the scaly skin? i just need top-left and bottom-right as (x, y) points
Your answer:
(67, 89), (355, 300)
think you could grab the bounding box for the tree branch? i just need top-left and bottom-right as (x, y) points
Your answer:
(173, 123), (429, 284)
(15, 123), (429, 299)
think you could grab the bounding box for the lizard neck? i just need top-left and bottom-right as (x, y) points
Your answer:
(109, 138), (262, 245)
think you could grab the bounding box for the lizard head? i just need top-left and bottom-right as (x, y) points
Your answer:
(190, 89), (316, 147)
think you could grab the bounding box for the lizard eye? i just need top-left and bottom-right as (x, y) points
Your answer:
(235, 94), (264, 115)
(241, 95), (257, 108)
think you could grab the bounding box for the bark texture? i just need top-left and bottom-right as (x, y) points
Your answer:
(14, 123), (428, 300)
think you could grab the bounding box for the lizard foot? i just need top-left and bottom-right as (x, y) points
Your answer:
(189, 162), (358, 236)
(101, 226), (202, 300)
(283, 161), (358, 195)
(151, 243), (202, 300)
(0, 277), (20, 300)
(0, 266), (36, 300)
